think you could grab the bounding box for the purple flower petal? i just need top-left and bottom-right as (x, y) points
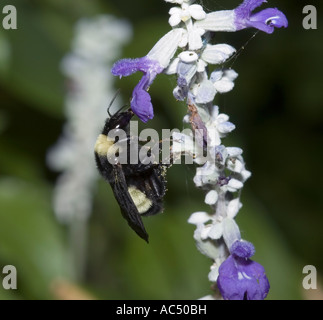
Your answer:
(234, 0), (288, 34)
(237, 0), (266, 14)
(111, 56), (163, 122)
(250, 8), (288, 33)
(112, 57), (162, 77)
(131, 73), (154, 123)
(231, 240), (255, 258)
(217, 255), (270, 300)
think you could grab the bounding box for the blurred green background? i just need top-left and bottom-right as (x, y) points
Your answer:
(0, 0), (322, 300)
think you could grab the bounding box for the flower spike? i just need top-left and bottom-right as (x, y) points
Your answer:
(110, 0), (288, 299)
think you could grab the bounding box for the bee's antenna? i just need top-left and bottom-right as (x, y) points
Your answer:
(107, 89), (121, 117)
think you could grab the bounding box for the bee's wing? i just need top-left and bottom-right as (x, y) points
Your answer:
(110, 164), (149, 243)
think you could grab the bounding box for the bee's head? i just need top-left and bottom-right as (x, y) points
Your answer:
(103, 109), (134, 133)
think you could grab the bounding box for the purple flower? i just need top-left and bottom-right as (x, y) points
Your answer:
(234, 0), (288, 34)
(217, 240), (270, 300)
(111, 56), (164, 123)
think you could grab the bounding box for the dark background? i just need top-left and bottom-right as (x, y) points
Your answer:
(0, 0), (322, 299)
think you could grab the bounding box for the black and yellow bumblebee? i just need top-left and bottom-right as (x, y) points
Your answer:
(94, 107), (168, 243)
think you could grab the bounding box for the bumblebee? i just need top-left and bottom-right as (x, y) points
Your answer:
(94, 108), (168, 243)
